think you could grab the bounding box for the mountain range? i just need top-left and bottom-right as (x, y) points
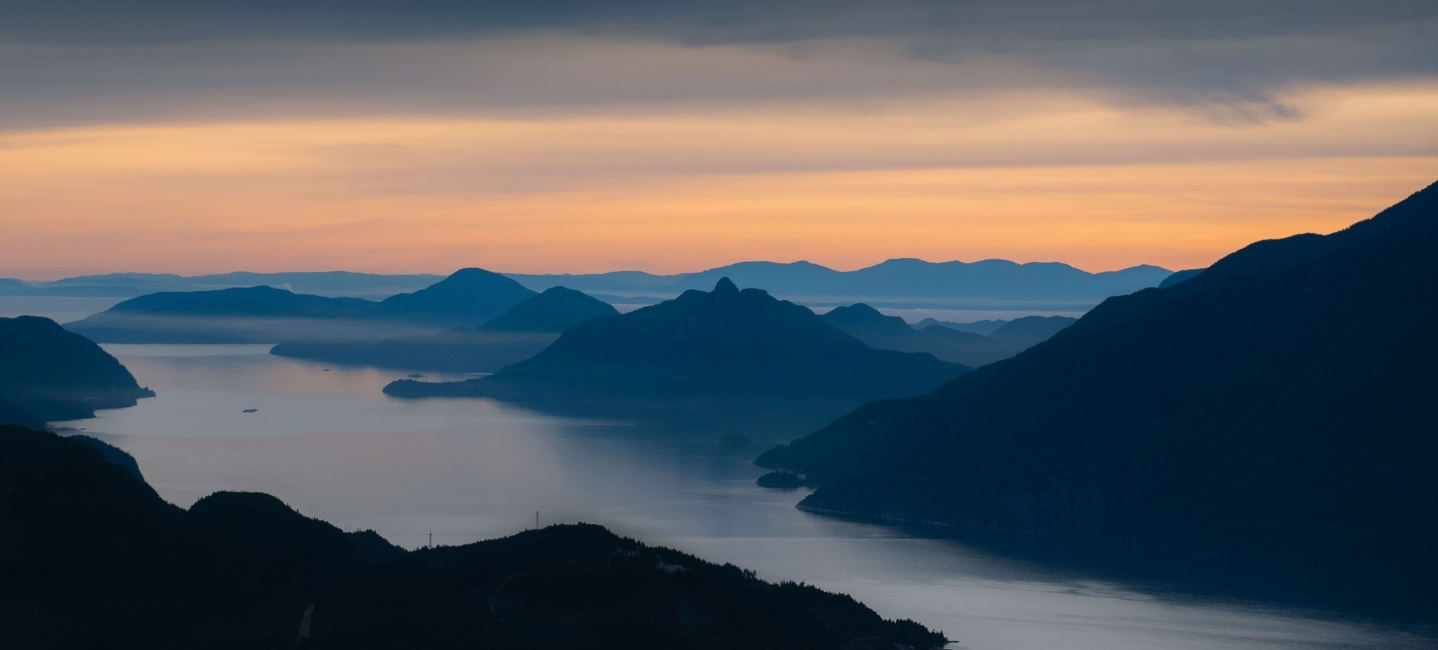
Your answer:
(385, 278), (967, 434)
(822, 304), (1075, 367)
(755, 180), (1438, 566)
(5, 259), (1170, 314)
(63, 269), (539, 343)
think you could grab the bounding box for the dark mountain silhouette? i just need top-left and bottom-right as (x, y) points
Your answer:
(0, 316), (153, 427)
(385, 279), (967, 434)
(822, 304), (1074, 367)
(756, 181), (1438, 566)
(271, 286), (616, 372)
(480, 286), (619, 332)
(371, 267), (536, 327)
(0, 425), (946, 649)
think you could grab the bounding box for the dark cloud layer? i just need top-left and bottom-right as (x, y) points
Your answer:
(0, 0), (1433, 129)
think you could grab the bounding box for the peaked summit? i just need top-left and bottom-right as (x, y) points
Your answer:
(385, 278), (967, 429)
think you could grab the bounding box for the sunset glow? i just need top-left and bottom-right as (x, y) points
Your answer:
(2, 7), (1434, 278)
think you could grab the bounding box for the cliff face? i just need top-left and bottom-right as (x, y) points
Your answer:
(758, 181), (1438, 565)
(0, 316), (153, 426)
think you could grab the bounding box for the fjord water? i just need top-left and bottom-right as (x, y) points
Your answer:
(55, 345), (1433, 650)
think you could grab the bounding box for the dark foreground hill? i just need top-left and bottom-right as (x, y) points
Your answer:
(0, 316), (153, 427)
(271, 286), (618, 372)
(385, 279), (967, 433)
(756, 181), (1438, 566)
(822, 304), (1074, 367)
(0, 426), (946, 649)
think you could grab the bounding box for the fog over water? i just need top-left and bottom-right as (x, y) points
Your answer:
(45, 341), (1434, 650)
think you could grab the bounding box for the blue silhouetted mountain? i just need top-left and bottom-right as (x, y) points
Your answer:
(916, 318), (1007, 336)
(372, 267), (536, 327)
(0, 271), (443, 298)
(63, 285), (383, 343)
(271, 286), (615, 372)
(985, 315), (1075, 340)
(0, 425), (946, 648)
(0, 277), (33, 294)
(756, 180), (1438, 566)
(63, 269), (540, 343)
(385, 278), (968, 433)
(507, 258), (1171, 311)
(480, 286), (619, 332)
(1157, 268), (1204, 288)
(0, 316), (153, 426)
(822, 304), (1074, 367)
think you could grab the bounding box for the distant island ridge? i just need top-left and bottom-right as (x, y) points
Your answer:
(3, 257), (1174, 314)
(62, 268), (541, 343)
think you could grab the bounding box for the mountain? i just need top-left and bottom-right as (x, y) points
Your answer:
(1157, 268), (1204, 288)
(822, 304), (1074, 367)
(0, 271), (443, 299)
(917, 318), (1008, 336)
(986, 315), (1076, 341)
(271, 286), (616, 372)
(0, 425), (946, 649)
(480, 286), (619, 332)
(63, 269), (540, 343)
(371, 267), (536, 327)
(63, 285), (384, 343)
(385, 279), (967, 433)
(0, 316), (154, 427)
(0, 278), (33, 294)
(755, 181), (1438, 565)
(509, 259), (1171, 311)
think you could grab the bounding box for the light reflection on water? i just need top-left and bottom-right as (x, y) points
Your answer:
(52, 345), (1436, 650)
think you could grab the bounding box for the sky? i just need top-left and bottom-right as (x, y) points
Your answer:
(1, 0), (1435, 279)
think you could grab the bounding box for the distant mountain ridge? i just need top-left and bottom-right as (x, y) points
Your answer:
(821, 304), (1075, 367)
(509, 258), (1171, 311)
(64, 269), (538, 343)
(754, 180), (1438, 565)
(480, 286), (618, 332)
(6, 258), (1170, 314)
(371, 267), (536, 327)
(0, 316), (153, 426)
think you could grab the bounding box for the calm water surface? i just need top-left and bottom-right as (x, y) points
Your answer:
(52, 344), (1435, 650)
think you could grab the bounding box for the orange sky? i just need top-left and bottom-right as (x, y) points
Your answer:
(2, 36), (1435, 279)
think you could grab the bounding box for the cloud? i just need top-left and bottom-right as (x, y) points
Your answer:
(0, 0), (1432, 129)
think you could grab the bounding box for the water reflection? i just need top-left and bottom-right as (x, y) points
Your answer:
(53, 345), (1437, 650)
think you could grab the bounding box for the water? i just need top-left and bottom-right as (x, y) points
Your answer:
(45, 343), (1435, 649)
